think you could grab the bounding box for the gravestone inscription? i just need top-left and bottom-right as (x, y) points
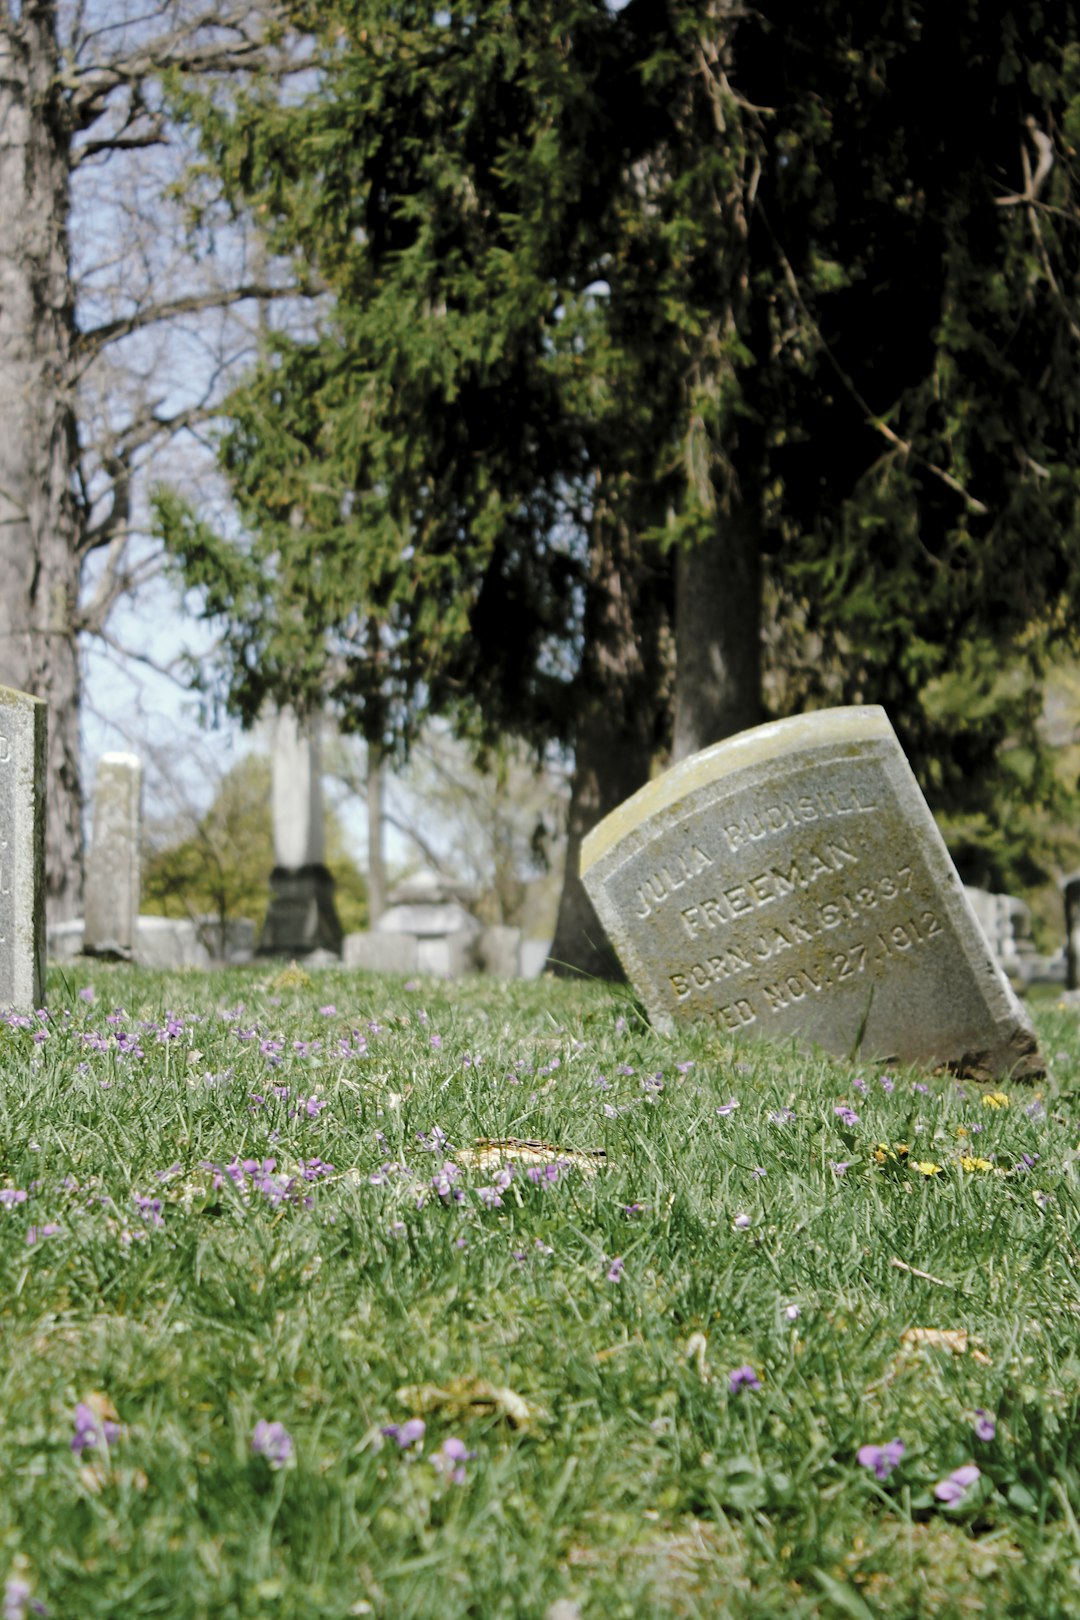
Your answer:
(581, 707), (1042, 1079)
(0, 685), (46, 1009)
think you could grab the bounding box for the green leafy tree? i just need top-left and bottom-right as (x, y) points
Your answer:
(161, 0), (1080, 969)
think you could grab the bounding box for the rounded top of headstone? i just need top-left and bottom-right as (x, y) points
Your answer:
(582, 705), (892, 874)
(99, 751), (141, 768)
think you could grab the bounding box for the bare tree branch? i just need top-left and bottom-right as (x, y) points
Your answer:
(62, 6), (294, 132)
(77, 280), (312, 361)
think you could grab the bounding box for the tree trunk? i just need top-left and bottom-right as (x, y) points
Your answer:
(672, 504), (761, 761)
(548, 510), (664, 980)
(0, 3), (84, 923)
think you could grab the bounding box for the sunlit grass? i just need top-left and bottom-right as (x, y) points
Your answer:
(2, 962), (1080, 1617)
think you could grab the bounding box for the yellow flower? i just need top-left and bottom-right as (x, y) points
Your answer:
(956, 1126), (969, 1139)
(960, 1156), (993, 1173)
(914, 1160), (943, 1177)
(894, 1143), (910, 1159)
(981, 1092), (1010, 1110)
(874, 1143), (893, 1165)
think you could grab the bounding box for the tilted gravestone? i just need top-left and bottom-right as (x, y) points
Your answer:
(582, 707), (1042, 1080)
(83, 752), (142, 960)
(0, 685), (46, 1009)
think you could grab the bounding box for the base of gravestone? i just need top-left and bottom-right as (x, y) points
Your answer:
(82, 937), (135, 963)
(257, 864), (343, 959)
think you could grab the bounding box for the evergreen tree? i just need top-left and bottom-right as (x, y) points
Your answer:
(163, 0), (1080, 967)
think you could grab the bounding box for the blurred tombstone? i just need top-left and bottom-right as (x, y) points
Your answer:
(0, 684), (46, 1008)
(258, 709), (342, 959)
(477, 924), (522, 980)
(376, 869), (481, 977)
(83, 752), (141, 961)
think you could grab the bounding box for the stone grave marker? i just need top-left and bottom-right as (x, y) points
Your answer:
(0, 685), (46, 1009)
(83, 752), (142, 960)
(258, 708), (342, 958)
(581, 706), (1042, 1079)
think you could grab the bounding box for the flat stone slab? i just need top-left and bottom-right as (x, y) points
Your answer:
(581, 707), (1042, 1080)
(0, 685), (46, 1009)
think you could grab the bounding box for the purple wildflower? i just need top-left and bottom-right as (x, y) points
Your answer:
(606, 1256), (625, 1282)
(25, 1225), (59, 1246)
(3, 1576), (46, 1619)
(733, 1212), (751, 1229)
(0, 1190), (27, 1207)
(751, 1166), (767, 1179)
(728, 1364), (761, 1394)
(318, 1004), (337, 1017)
(769, 1108), (796, 1125)
(132, 1193), (164, 1229)
(834, 1105), (860, 1127)
(477, 1186), (503, 1210)
(251, 1419), (293, 1469)
(381, 1418), (425, 1450)
(432, 1436), (475, 1483)
(934, 1463), (980, 1503)
(715, 1099), (740, 1116)
(71, 1401), (120, 1454)
(973, 1409), (996, 1442)
(830, 1160), (850, 1176)
(857, 1439), (905, 1481)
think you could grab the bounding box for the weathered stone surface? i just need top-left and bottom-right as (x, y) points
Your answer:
(0, 685), (46, 1009)
(343, 932), (420, 974)
(417, 929), (479, 978)
(477, 924), (522, 979)
(135, 916), (211, 971)
(83, 752), (141, 960)
(581, 706), (1042, 1080)
(376, 900), (479, 939)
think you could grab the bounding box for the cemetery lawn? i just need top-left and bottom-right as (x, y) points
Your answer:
(4, 969), (1080, 1619)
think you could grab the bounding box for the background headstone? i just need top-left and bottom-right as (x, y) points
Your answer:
(0, 685), (46, 1009)
(134, 916), (211, 971)
(343, 931), (420, 974)
(83, 752), (142, 960)
(582, 706), (1042, 1080)
(477, 924), (522, 979)
(258, 708), (342, 958)
(372, 868), (481, 976)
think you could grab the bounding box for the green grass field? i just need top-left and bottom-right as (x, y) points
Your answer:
(2, 962), (1080, 1618)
